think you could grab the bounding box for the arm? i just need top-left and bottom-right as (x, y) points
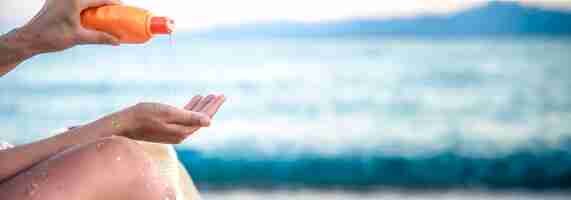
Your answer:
(0, 29), (33, 75)
(0, 95), (225, 182)
(0, 0), (121, 77)
(0, 111), (126, 181)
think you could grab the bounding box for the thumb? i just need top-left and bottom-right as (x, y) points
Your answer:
(76, 29), (120, 46)
(164, 107), (211, 127)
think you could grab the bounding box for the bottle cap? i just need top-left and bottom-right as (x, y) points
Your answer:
(150, 16), (175, 34)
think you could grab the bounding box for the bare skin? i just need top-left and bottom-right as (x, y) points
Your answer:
(0, 95), (225, 200)
(0, 0), (228, 199)
(0, 137), (176, 200)
(0, 0), (120, 76)
(0, 95), (226, 182)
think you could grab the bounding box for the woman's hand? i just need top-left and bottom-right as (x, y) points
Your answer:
(17, 0), (121, 55)
(1, 0), (122, 75)
(117, 94), (226, 144)
(182, 94), (227, 134)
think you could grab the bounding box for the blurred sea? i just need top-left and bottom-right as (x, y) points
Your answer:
(1, 35), (571, 198)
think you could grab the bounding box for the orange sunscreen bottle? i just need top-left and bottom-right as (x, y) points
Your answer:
(81, 5), (175, 44)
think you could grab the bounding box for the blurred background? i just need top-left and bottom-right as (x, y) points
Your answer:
(2, 0), (571, 199)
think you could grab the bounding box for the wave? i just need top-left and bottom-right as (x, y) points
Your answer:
(177, 139), (571, 191)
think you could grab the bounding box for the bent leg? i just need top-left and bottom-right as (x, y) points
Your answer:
(0, 136), (176, 200)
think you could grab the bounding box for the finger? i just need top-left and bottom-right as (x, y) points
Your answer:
(81, 0), (122, 9)
(194, 94), (215, 112)
(76, 29), (120, 45)
(184, 95), (203, 110)
(202, 95), (226, 118)
(165, 107), (210, 127)
(177, 95), (219, 135)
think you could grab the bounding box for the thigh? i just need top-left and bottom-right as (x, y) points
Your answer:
(0, 136), (175, 200)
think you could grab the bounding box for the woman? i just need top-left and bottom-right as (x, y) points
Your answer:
(0, 0), (225, 199)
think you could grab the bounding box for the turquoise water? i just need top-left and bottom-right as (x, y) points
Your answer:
(201, 190), (570, 200)
(1, 36), (571, 192)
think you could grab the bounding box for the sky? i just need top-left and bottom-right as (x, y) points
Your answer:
(1, 0), (571, 31)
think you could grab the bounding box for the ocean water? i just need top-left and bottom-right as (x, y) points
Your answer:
(1, 35), (571, 197)
(201, 190), (571, 200)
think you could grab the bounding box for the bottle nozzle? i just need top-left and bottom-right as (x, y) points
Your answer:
(150, 16), (175, 34)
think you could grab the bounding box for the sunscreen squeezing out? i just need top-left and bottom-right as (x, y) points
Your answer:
(81, 5), (175, 44)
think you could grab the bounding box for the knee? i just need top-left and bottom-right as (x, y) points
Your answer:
(89, 136), (155, 176)
(94, 136), (138, 153)
(84, 137), (176, 199)
(88, 136), (156, 177)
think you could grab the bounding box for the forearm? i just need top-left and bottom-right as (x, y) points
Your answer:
(0, 97), (221, 182)
(0, 28), (37, 76)
(0, 112), (128, 182)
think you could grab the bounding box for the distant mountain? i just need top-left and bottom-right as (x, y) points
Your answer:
(192, 1), (571, 38)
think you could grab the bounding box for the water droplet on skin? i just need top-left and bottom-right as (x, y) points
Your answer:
(116, 157), (121, 161)
(26, 183), (39, 196)
(96, 142), (104, 151)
